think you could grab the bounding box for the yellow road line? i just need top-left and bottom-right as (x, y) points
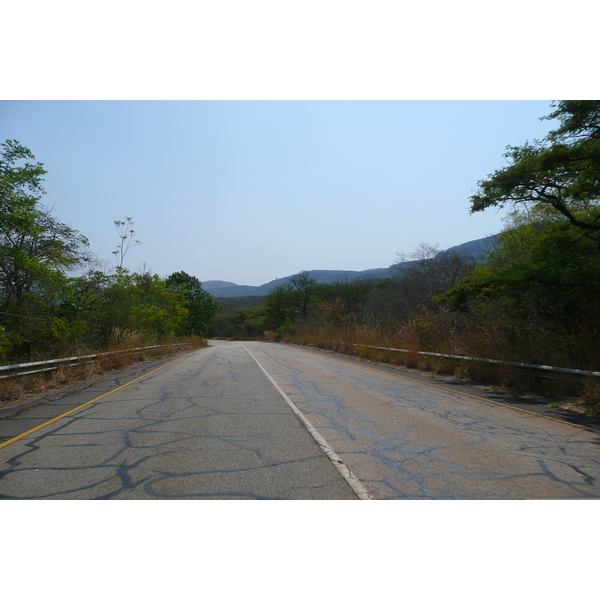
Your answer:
(0, 353), (190, 450)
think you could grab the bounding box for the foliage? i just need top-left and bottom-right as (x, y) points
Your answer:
(423, 100), (600, 392)
(445, 101), (600, 372)
(0, 139), (46, 221)
(165, 271), (220, 336)
(365, 244), (474, 326)
(441, 216), (600, 331)
(470, 101), (600, 245)
(264, 272), (375, 334)
(316, 280), (373, 325)
(265, 271), (319, 331)
(225, 305), (268, 339)
(60, 268), (193, 350)
(0, 140), (89, 357)
(130, 272), (189, 338)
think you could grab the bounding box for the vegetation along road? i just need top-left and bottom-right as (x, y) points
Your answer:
(1, 340), (600, 500)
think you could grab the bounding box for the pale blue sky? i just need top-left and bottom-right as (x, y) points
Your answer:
(1, 100), (558, 285)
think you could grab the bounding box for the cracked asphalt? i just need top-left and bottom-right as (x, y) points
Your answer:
(1, 340), (600, 499)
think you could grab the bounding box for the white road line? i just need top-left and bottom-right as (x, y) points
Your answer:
(243, 345), (374, 500)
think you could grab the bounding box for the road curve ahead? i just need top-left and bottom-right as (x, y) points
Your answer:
(1, 340), (600, 499)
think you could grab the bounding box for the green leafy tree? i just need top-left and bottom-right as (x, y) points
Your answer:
(0, 140), (89, 357)
(447, 101), (600, 333)
(442, 216), (600, 331)
(443, 101), (600, 366)
(224, 305), (268, 339)
(130, 272), (188, 339)
(470, 101), (600, 245)
(165, 271), (220, 336)
(63, 268), (192, 349)
(265, 284), (298, 330)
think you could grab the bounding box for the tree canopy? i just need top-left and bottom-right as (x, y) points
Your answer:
(470, 101), (600, 245)
(0, 140), (89, 355)
(443, 102), (600, 348)
(165, 271), (220, 336)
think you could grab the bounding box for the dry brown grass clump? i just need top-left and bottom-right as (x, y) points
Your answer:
(108, 327), (148, 351)
(579, 379), (600, 416)
(0, 379), (24, 403)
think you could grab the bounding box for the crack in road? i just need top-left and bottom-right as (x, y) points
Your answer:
(1, 341), (600, 500)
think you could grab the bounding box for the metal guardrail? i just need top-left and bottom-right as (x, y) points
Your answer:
(339, 342), (600, 384)
(0, 345), (172, 380)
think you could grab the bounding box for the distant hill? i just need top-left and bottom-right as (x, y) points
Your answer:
(438, 235), (498, 262)
(203, 234), (498, 298)
(202, 280), (239, 289)
(203, 268), (394, 298)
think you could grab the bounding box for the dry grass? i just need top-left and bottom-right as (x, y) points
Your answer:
(0, 335), (207, 411)
(108, 327), (147, 351)
(0, 379), (24, 403)
(579, 379), (600, 416)
(286, 321), (600, 415)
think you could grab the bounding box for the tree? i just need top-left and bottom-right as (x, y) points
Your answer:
(224, 305), (268, 339)
(452, 101), (600, 352)
(165, 271), (220, 336)
(130, 272), (188, 339)
(1, 139), (46, 220)
(469, 101), (600, 246)
(0, 140), (89, 356)
(441, 215), (600, 331)
(287, 271), (318, 318)
(317, 280), (373, 325)
(365, 243), (474, 325)
(62, 268), (194, 349)
(265, 271), (319, 332)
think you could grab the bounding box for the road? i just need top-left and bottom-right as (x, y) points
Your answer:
(1, 340), (600, 499)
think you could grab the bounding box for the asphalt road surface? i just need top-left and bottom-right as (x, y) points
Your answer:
(1, 340), (600, 499)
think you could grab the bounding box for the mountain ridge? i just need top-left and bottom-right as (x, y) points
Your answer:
(203, 234), (498, 298)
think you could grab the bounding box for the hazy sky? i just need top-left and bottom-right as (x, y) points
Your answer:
(1, 100), (559, 285)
